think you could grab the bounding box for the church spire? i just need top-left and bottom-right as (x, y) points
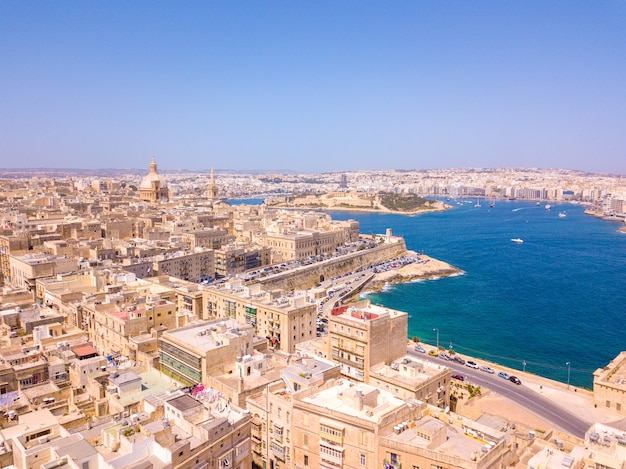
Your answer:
(208, 167), (219, 201)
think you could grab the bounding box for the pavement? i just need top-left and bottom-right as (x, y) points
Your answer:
(412, 341), (626, 433)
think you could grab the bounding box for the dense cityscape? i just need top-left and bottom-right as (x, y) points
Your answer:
(0, 161), (625, 469)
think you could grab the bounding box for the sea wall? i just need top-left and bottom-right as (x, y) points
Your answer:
(256, 239), (407, 291)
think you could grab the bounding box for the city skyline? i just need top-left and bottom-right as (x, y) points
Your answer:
(2, 2), (625, 174)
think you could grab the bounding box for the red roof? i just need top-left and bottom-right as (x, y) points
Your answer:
(72, 344), (98, 358)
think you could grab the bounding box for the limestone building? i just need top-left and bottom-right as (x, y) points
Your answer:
(328, 300), (408, 382)
(291, 379), (414, 469)
(204, 279), (317, 354)
(139, 157), (169, 203)
(593, 350), (626, 415)
(158, 318), (255, 386)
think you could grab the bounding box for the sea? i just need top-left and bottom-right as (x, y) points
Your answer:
(227, 197), (626, 389)
(327, 200), (626, 389)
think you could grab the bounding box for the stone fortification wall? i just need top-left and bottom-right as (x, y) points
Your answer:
(257, 239), (407, 291)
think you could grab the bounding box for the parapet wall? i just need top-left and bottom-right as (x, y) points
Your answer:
(257, 239), (407, 291)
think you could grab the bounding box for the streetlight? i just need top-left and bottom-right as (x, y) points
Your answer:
(433, 328), (439, 349)
(566, 362), (571, 389)
(522, 360), (526, 372)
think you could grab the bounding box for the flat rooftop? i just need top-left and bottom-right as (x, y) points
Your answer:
(164, 319), (247, 351)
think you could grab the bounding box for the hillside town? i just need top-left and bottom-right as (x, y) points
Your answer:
(0, 160), (626, 469)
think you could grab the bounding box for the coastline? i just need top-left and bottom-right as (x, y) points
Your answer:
(266, 199), (452, 217)
(366, 254), (463, 291)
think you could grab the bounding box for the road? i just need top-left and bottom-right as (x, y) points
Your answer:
(408, 348), (591, 438)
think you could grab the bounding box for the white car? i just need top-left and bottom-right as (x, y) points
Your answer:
(466, 361), (479, 369)
(479, 365), (495, 374)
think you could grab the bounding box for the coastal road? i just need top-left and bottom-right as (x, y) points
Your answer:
(408, 349), (591, 438)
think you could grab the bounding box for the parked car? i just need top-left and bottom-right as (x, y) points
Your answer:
(452, 356), (466, 365)
(479, 365), (495, 374)
(428, 350), (439, 357)
(498, 371), (510, 380)
(451, 374), (465, 381)
(414, 346), (426, 353)
(466, 360), (479, 369)
(439, 353), (451, 361)
(509, 376), (522, 385)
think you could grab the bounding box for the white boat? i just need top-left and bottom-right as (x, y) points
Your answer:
(558, 212), (567, 218)
(475, 198), (481, 208)
(545, 204), (551, 211)
(511, 238), (524, 243)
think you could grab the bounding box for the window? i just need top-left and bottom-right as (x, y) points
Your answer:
(304, 455), (309, 466)
(360, 453), (366, 465)
(303, 434), (308, 446)
(606, 400), (611, 408)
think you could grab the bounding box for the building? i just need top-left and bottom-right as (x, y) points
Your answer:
(158, 318), (255, 386)
(369, 355), (452, 409)
(259, 229), (345, 262)
(292, 379), (413, 469)
(153, 248), (215, 283)
(204, 279), (317, 354)
(593, 350), (626, 414)
(328, 300), (409, 382)
(82, 292), (178, 358)
(377, 412), (509, 469)
(207, 167), (220, 201)
(245, 354), (340, 468)
(213, 244), (271, 278)
(139, 157), (169, 203)
(9, 253), (78, 290)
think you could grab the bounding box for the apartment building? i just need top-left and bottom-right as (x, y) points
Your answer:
(180, 227), (233, 249)
(245, 354), (340, 468)
(153, 248), (215, 283)
(328, 300), (409, 382)
(204, 279), (317, 354)
(1, 346), (49, 389)
(158, 318), (255, 386)
(82, 292), (177, 358)
(0, 409), (97, 469)
(9, 253), (78, 290)
(291, 379), (414, 469)
(213, 244), (271, 278)
(377, 412), (509, 469)
(369, 355), (452, 409)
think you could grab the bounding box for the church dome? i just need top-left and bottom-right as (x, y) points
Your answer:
(140, 157), (168, 190)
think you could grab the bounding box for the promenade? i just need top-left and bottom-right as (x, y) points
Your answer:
(416, 342), (626, 435)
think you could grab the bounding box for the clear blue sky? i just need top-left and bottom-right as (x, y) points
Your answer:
(1, 2), (625, 174)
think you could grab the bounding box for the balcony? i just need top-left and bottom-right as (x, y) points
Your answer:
(320, 441), (344, 466)
(331, 351), (365, 369)
(331, 340), (365, 356)
(271, 442), (286, 461)
(273, 423), (284, 441)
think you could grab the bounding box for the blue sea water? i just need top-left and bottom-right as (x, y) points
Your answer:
(328, 201), (626, 388)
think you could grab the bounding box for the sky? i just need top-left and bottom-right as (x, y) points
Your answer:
(1, 2), (625, 174)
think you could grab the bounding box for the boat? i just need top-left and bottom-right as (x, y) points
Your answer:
(475, 198), (481, 208)
(545, 204), (551, 211)
(511, 238), (524, 244)
(489, 198), (495, 208)
(558, 211), (567, 218)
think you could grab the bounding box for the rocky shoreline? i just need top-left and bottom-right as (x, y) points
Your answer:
(366, 254), (463, 291)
